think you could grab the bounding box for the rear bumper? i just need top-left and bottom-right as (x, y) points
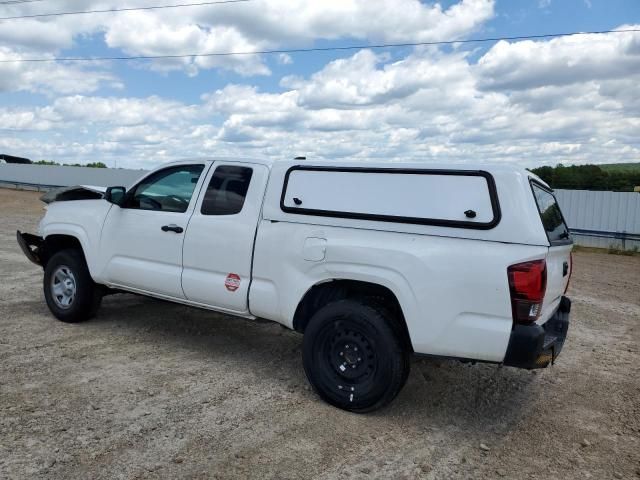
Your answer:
(16, 230), (44, 266)
(503, 296), (571, 369)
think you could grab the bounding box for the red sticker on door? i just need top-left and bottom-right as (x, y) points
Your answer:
(225, 273), (241, 292)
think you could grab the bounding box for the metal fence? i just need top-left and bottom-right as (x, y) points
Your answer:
(0, 163), (146, 190)
(555, 189), (640, 251)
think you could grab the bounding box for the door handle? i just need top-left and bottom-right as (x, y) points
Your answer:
(161, 224), (183, 234)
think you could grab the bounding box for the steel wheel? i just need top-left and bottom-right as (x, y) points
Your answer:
(50, 265), (77, 309)
(303, 299), (410, 412)
(43, 249), (102, 323)
(323, 324), (378, 401)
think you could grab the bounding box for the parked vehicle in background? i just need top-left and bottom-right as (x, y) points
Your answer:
(17, 158), (573, 412)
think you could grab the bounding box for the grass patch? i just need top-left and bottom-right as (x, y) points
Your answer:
(572, 244), (640, 256)
(607, 245), (640, 256)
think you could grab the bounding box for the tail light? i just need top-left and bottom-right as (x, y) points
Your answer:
(564, 252), (573, 294)
(508, 259), (547, 325)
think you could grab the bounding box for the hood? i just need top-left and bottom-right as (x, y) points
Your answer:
(40, 185), (107, 204)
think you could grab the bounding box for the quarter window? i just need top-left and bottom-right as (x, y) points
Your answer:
(126, 165), (204, 213)
(531, 182), (571, 244)
(201, 166), (253, 215)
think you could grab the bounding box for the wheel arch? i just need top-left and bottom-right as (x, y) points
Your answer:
(292, 278), (414, 352)
(41, 229), (90, 269)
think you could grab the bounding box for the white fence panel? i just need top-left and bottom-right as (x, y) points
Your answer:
(555, 189), (640, 250)
(0, 164), (147, 189)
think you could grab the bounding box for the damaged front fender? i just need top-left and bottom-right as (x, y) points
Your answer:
(40, 185), (106, 204)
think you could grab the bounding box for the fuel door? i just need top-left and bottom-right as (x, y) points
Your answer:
(303, 237), (327, 262)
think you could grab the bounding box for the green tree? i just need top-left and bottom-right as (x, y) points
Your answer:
(34, 160), (60, 165)
(529, 163), (640, 191)
(35, 161), (108, 168)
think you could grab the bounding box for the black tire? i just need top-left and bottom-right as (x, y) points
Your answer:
(302, 299), (410, 413)
(43, 249), (102, 323)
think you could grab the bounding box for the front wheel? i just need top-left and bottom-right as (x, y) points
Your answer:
(302, 299), (410, 413)
(43, 249), (102, 323)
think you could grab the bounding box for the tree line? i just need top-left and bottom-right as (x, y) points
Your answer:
(34, 160), (107, 168)
(529, 164), (640, 191)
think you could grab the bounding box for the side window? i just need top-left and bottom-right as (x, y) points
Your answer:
(531, 182), (570, 244)
(126, 165), (204, 213)
(201, 166), (253, 215)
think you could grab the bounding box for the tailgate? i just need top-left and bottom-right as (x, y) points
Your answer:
(529, 180), (573, 323)
(541, 245), (572, 322)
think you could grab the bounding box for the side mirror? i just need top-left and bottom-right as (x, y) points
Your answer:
(105, 186), (126, 206)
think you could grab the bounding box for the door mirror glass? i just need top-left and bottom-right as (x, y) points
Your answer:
(105, 186), (126, 206)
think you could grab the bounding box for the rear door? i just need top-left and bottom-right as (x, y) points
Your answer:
(530, 180), (573, 321)
(181, 162), (269, 313)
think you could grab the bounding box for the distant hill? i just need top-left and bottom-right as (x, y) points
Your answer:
(599, 162), (640, 174)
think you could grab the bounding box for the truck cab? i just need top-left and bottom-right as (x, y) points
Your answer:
(18, 158), (572, 412)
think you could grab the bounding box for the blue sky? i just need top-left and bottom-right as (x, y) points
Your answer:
(0, 0), (639, 168)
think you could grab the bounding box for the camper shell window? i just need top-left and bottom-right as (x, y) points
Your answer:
(280, 166), (501, 230)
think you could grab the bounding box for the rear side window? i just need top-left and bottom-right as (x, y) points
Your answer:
(201, 166), (253, 215)
(531, 182), (571, 244)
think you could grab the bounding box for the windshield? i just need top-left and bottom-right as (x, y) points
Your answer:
(531, 181), (571, 245)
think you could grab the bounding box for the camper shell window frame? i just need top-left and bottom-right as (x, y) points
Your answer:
(279, 165), (502, 230)
(529, 179), (573, 246)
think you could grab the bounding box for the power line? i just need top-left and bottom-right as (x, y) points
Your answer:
(0, 0), (48, 4)
(1, 29), (638, 64)
(0, 0), (251, 20)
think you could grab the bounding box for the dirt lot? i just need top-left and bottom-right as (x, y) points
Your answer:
(0, 188), (638, 480)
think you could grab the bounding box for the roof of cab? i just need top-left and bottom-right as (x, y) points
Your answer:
(163, 157), (551, 190)
(173, 157), (527, 173)
(169, 157), (275, 167)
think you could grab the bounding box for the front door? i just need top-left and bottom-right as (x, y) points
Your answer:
(181, 162), (269, 312)
(99, 163), (208, 298)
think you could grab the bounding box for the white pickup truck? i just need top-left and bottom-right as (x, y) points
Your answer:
(18, 158), (573, 412)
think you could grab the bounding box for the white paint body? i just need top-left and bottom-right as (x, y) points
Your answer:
(38, 158), (571, 363)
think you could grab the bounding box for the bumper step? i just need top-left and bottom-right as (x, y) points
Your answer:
(503, 296), (571, 369)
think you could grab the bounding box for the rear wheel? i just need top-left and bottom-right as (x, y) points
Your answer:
(302, 299), (410, 413)
(43, 249), (102, 323)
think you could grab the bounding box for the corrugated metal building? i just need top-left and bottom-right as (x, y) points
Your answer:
(0, 163), (146, 189)
(554, 189), (640, 251)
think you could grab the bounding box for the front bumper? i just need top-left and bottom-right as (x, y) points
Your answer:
(503, 296), (571, 369)
(17, 230), (44, 266)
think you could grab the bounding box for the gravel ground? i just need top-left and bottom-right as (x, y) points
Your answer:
(1, 188), (639, 480)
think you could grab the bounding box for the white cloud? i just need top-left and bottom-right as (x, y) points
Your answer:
(0, 19), (74, 51)
(0, 109), (52, 131)
(277, 53), (293, 65)
(0, 48), (121, 95)
(476, 26), (640, 91)
(1, 0), (496, 77)
(293, 49), (475, 109)
(49, 95), (198, 126)
(2, 19), (639, 169)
